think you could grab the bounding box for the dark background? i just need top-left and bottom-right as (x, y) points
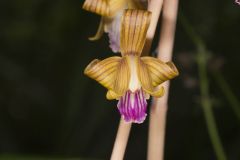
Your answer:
(0, 0), (240, 159)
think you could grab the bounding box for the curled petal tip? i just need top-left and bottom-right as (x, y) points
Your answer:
(83, 0), (110, 17)
(84, 59), (100, 75)
(141, 57), (179, 88)
(88, 17), (105, 41)
(148, 86), (165, 97)
(166, 61), (179, 77)
(106, 90), (121, 100)
(83, 0), (127, 17)
(84, 57), (122, 90)
(84, 56), (130, 97)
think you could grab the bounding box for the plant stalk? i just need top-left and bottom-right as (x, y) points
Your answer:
(213, 71), (240, 120)
(180, 12), (227, 160)
(197, 48), (227, 160)
(110, 118), (132, 160)
(147, 0), (179, 160)
(142, 0), (164, 56)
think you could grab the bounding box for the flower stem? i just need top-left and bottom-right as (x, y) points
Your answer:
(180, 13), (227, 160)
(197, 47), (227, 160)
(212, 71), (240, 120)
(110, 118), (131, 160)
(147, 0), (179, 160)
(142, 0), (164, 56)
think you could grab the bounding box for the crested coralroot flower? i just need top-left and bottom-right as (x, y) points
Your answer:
(82, 0), (147, 52)
(84, 9), (179, 123)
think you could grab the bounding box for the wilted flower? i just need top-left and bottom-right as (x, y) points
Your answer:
(82, 0), (147, 53)
(84, 9), (179, 123)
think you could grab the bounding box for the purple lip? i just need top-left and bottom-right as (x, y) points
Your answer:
(117, 89), (147, 123)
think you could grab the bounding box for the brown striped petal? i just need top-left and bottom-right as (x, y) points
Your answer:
(82, 0), (110, 17)
(136, 57), (168, 97)
(120, 9), (151, 56)
(136, 56), (153, 92)
(89, 17), (105, 41)
(108, 0), (127, 17)
(84, 56), (122, 90)
(141, 57), (179, 87)
(106, 90), (121, 100)
(149, 86), (165, 97)
(113, 57), (130, 96)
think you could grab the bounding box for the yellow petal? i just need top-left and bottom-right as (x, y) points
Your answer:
(120, 9), (151, 56)
(84, 56), (130, 97)
(82, 0), (110, 17)
(149, 86), (165, 97)
(108, 0), (127, 17)
(113, 57), (130, 96)
(141, 57), (179, 87)
(84, 56), (122, 90)
(136, 57), (155, 95)
(137, 57), (172, 97)
(106, 90), (121, 100)
(88, 17), (104, 41)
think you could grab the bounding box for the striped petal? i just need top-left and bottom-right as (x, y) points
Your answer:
(84, 56), (130, 98)
(113, 57), (130, 96)
(141, 57), (179, 87)
(108, 0), (127, 16)
(106, 90), (121, 100)
(120, 9), (151, 56)
(136, 56), (153, 92)
(84, 56), (122, 90)
(82, 0), (110, 17)
(149, 86), (165, 97)
(82, 0), (127, 17)
(137, 58), (164, 97)
(136, 57), (165, 97)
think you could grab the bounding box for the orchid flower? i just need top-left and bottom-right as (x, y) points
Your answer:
(84, 9), (179, 123)
(82, 0), (147, 52)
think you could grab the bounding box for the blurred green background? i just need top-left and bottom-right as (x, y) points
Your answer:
(0, 0), (239, 160)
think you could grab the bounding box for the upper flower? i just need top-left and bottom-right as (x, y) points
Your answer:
(82, 0), (147, 53)
(83, 0), (147, 17)
(84, 9), (179, 123)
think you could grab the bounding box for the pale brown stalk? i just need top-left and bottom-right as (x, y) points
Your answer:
(142, 0), (164, 55)
(147, 0), (179, 160)
(110, 118), (132, 160)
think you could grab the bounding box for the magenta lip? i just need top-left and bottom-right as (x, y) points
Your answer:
(117, 89), (147, 123)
